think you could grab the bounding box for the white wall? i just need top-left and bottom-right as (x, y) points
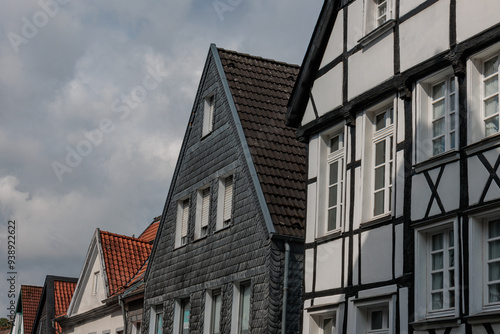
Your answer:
(360, 225), (393, 284)
(457, 0), (500, 43)
(64, 310), (124, 334)
(73, 251), (107, 315)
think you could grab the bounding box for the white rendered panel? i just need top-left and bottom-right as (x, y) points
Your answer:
(353, 167), (362, 231)
(395, 150), (405, 219)
(468, 155), (490, 205)
(348, 33), (394, 100)
(438, 162), (460, 212)
(305, 249), (314, 293)
(308, 135), (319, 179)
(302, 99), (316, 127)
(346, 0), (364, 51)
(355, 112), (364, 161)
(395, 224), (404, 278)
(360, 225), (393, 284)
(397, 96), (405, 144)
(320, 11), (344, 68)
(312, 63), (343, 116)
(411, 173), (433, 221)
(352, 234), (359, 286)
(457, 0), (500, 43)
(399, 288), (409, 334)
(316, 239), (343, 291)
(400, 0), (450, 72)
(399, 0), (427, 17)
(306, 183), (317, 244)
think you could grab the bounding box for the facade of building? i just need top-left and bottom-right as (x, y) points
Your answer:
(32, 276), (78, 334)
(57, 218), (158, 334)
(142, 45), (307, 334)
(286, 0), (500, 333)
(10, 285), (43, 334)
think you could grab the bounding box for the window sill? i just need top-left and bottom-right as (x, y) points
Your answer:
(414, 150), (460, 174)
(214, 222), (232, 234)
(316, 229), (342, 244)
(466, 132), (500, 156)
(411, 316), (460, 330)
(193, 235), (208, 243)
(358, 20), (396, 47)
(466, 310), (500, 324)
(361, 214), (392, 229)
(174, 243), (188, 251)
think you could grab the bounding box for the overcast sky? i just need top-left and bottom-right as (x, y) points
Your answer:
(0, 0), (323, 315)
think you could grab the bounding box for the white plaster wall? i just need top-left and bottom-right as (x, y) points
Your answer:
(346, 1), (364, 51)
(399, 0), (450, 72)
(315, 239), (343, 291)
(411, 172), (433, 221)
(438, 162), (460, 212)
(399, 0), (427, 17)
(301, 99), (316, 127)
(320, 12), (344, 68)
(312, 63), (343, 116)
(65, 310), (123, 334)
(360, 225), (393, 284)
(398, 288), (409, 334)
(395, 150), (405, 219)
(457, 0), (500, 43)
(397, 97), (405, 144)
(306, 183), (317, 244)
(308, 135), (319, 179)
(305, 249), (314, 293)
(74, 253), (106, 315)
(352, 166), (362, 231)
(394, 224), (404, 278)
(468, 155), (492, 205)
(352, 234), (359, 286)
(348, 33), (394, 100)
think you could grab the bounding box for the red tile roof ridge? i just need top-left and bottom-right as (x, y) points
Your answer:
(217, 47), (300, 69)
(100, 230), (152, 244)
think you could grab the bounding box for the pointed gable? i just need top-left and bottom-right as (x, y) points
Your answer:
(99, 231), (152, 296)
(218, 49), (307, 237)
(138, 216), (160, 244)
(20, 285), (43, 334)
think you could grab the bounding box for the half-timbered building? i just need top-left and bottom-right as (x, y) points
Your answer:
(286, 0), (500, 333)
(142, 45), (306, 334)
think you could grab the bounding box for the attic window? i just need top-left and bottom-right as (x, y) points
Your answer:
(93, 272), (99, 295)
(202, 95), (215, 137)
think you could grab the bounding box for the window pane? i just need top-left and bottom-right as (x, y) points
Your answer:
(240, 285), (250, 334)
(433, 81), (446, 100)
(371, 311), (383, 330)
(375, 141), (386, 165)
(432, 272), (443, 289)
(329, 162), (338, 185)
(485, 56), (499, 77)
(322, 318), (334, 334)
(450, 132), (456, 150)
(449, 269), (455, 287)
(450, 94), (456, 112)
(489, 240), (500, 260)
(212, 294), (221, 334)
(327, 208), (337, 231)
(328, 185), (338, 207)
(449, 230), (454, 246)
(374, 191), (385, 216)
(182, 302), (190, 334)
(432, 253), (444, 271)
(376, 112), (386, 131)
(432, 292), (443, 310)
(489, 262), (500, 281)
(489, 283), (500, 303)
(330, 136), (340, 152)
(374, 166), (385, 190)
(450, 77), (456, 92)
(433, 118), (445, 137)
(489, 220), (500, 238)
(449, 291), (455, 308)
(155, 314), (162, 334)
(433, 100), (445, 119)
(449, 249), (455, 267)
(432, 233), (444, 251)
(485, 76), (499, 97)
(485, 96), (499, 118)
(485, 115), (499, 136)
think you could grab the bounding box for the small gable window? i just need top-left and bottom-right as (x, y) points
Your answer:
(176, 198), (190, 247)
(217, 174), (234, 230)
(203, 95), (215, 137)
(92, 271), (99, 295)
(195, 187), (210, 239)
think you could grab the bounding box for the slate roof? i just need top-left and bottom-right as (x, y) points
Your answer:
(20, 285), (43, 334)
(54, 280), (77, 317)
(218, 48), (307, 237)
(138, 216), (160, 243)
(99, 230), (152, 296)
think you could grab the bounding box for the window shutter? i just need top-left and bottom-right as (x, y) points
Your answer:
(201, 188), (210, 227)
(223, 176), (233, 222)
(208, 97), (214, 133)
(181, 200), (189, 237)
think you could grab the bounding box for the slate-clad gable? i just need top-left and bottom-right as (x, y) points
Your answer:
(143, 45), (305, 334)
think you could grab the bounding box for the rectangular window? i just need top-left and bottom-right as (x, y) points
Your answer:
(326, 133), (344, 233)
(372, 108), (393, 217)
(483, 56), (499, 137)
(362, 0), (394, 39)
(375, 0), (388, 27)
(203, 95), (215, 137)
(211, 291), (222, 334)
(93, 272), (99, 295)
(487, 219), (500, 304)
(196, 187), (210, 239)
(177, 199), (189, 246)
(239, 283), (251, 334)
(367, 307), (389, 334)
(153, 309), (162, 334)
(180, 299), (190, 334)
(217, 175), (234, 230)
(429, 229), (455, 311)
(352, 297), (393, 334)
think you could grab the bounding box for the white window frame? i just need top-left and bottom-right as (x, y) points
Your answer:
(468, 42), (500, 144)
(204, 289), (222, 334)
(363, 0), (394, 36)
(231, 281), (251, 334)
(202, 95), (215, 137)
(317, 124), (346, 238)
(308, 305), (343, 334)
(173, 298), (190, 334)
(195, 186), (210, 239)
(350, 295), (395, 334)
(415, 68), (459, 163)
(361, 99), (396, 223)
(414, 219), (459, 321)
(149, 306), (163, 334)
(175, 198), (190, 248)
(216, 174), (234, 230)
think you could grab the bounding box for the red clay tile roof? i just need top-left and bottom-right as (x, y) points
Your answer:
(20, 285), (43, 334)
(124, 259), (148, 289)
(99, 231), (152, 296)
(53, 280), (76, 317)
(138, 217), (160, 243)
(218, 48), (307, 238)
